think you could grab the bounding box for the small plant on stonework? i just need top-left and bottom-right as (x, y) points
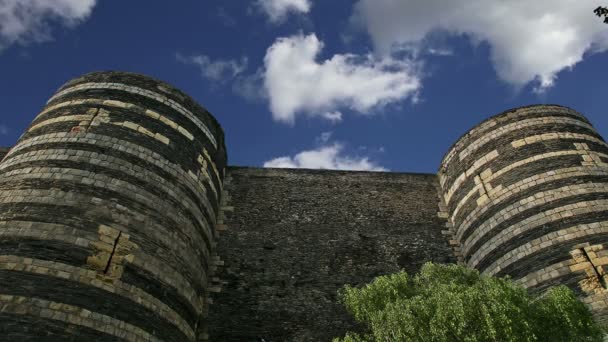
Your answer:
(333, 262), (604, 342)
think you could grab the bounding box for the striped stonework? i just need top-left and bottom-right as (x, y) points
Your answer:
(439, 105), (608, 324)
(0, 72), (227, 341)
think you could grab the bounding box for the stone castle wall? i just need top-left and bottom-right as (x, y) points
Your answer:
(1, 71), (608, 341)
(207, 167), (455, 341)
(0, 72), (227, 341)
(439, 105), (608, 324)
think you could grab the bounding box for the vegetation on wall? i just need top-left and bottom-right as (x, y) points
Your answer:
(333, 263), (604, 342)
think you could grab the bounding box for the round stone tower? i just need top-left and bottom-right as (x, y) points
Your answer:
(0, 72), (226, 341)
(439, 105), (608, 323)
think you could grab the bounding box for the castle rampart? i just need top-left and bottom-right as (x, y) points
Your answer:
(1, 72), (608, 340)
(0, 72), (226, 341)
(439, 105), (608, 324)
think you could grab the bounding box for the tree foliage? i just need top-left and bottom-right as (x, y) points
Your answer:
(334, 263), (604, 342)
(594, 6), (608, 23)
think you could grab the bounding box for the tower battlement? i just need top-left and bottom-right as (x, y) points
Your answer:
(0, 72), (607, 341)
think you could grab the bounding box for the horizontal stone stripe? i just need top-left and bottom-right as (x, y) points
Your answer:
(444, 149), (498, 205)
(453, 167), (608, 238)
(458, 172), (608, 246)
(468, 196), (608, 267)
(0, 188), (207, 303)
(515, 259), (575, 288)
(458, 116), (594, 162)
(526, 271), (588, 297)
(470, 194), (608, 267)
(29, 114), (94, 132)
(0, 220), (97, 243)
(121, 263), (200, 329)
(18, 122), (211, 193)
(443, 124), (603, 193)
(18, 108), (223, 198)
(0, 221), (206, 318)
(0, 148), (215, 255)
(128, 253), (204, 315)
(35, 90), (226, 183)
(47, 82), (218, 149)
(441, 106), (585, 169)
(0, 256), (194, 340)
(483, 220), (608, 275)
(2, 140), (217, 224)
(0, 293), (160, 342)
(453, 150), (608, 234)
(0, 238), (89, 268)
(457, 179), (608, 243)
(0, 310), (128, 341)
(0, 202), (206, 302)
(493, 232), (608, 279)
(33, 98), (198, 143)
(511, 132), (608, 149)
(0, 220), (203, 319)
(3, 132), (218, 219)
(0, 168), (213, 266)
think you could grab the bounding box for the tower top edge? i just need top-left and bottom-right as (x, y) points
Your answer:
(438, 104), (585, 173)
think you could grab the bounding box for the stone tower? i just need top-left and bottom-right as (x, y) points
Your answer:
(0, 72), (226, 341)
(439, 105), (608, 323)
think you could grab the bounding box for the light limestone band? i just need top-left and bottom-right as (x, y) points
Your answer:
(0, 255), (194, 340)
(4, 132), (219, 215)
(47, 82), (218, 150)
(441, 106), (585, 169)
(484, 221), (608, 276)
(0, 293), (162, 342)
(458, 183), (608, 258)
(453, 166), (608, 241)
(450, 148), (608, 225)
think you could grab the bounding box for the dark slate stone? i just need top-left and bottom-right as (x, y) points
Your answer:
(208, 167), (456, 342)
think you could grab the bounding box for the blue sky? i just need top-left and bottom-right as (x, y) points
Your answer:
(0, 0), (607, 173)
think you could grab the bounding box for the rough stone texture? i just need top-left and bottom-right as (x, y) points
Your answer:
(207, 167), (456, 342)
(438, 104), (608, 324)
(0, 72), (226, 341)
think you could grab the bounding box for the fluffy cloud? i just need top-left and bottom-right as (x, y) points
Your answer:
(264, 142), (387, 171)
(353, 0), (608, 91)
(264, 33), (421, 124)
(177, 54), (248, 83)
(256, 0), (311, 23)
(0, 0), (96, 51)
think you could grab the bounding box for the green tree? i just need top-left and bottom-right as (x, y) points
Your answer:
(594, 6), (608, 23)
(334, 263), (604, 342)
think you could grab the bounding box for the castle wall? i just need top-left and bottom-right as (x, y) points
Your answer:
(439, 105), (608, 323)
(207, 167), (456, 341)
(0, 72), (227, 341)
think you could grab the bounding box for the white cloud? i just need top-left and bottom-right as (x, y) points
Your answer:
(256, 0), (311, 23)
(263, 33), (421, 124)
(321, 111), (343, 123)
(264, 142), (387, 171)
(0, 0), (96, 51)
(353, 0), (608, 91)
(177, 54), (248, 83)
